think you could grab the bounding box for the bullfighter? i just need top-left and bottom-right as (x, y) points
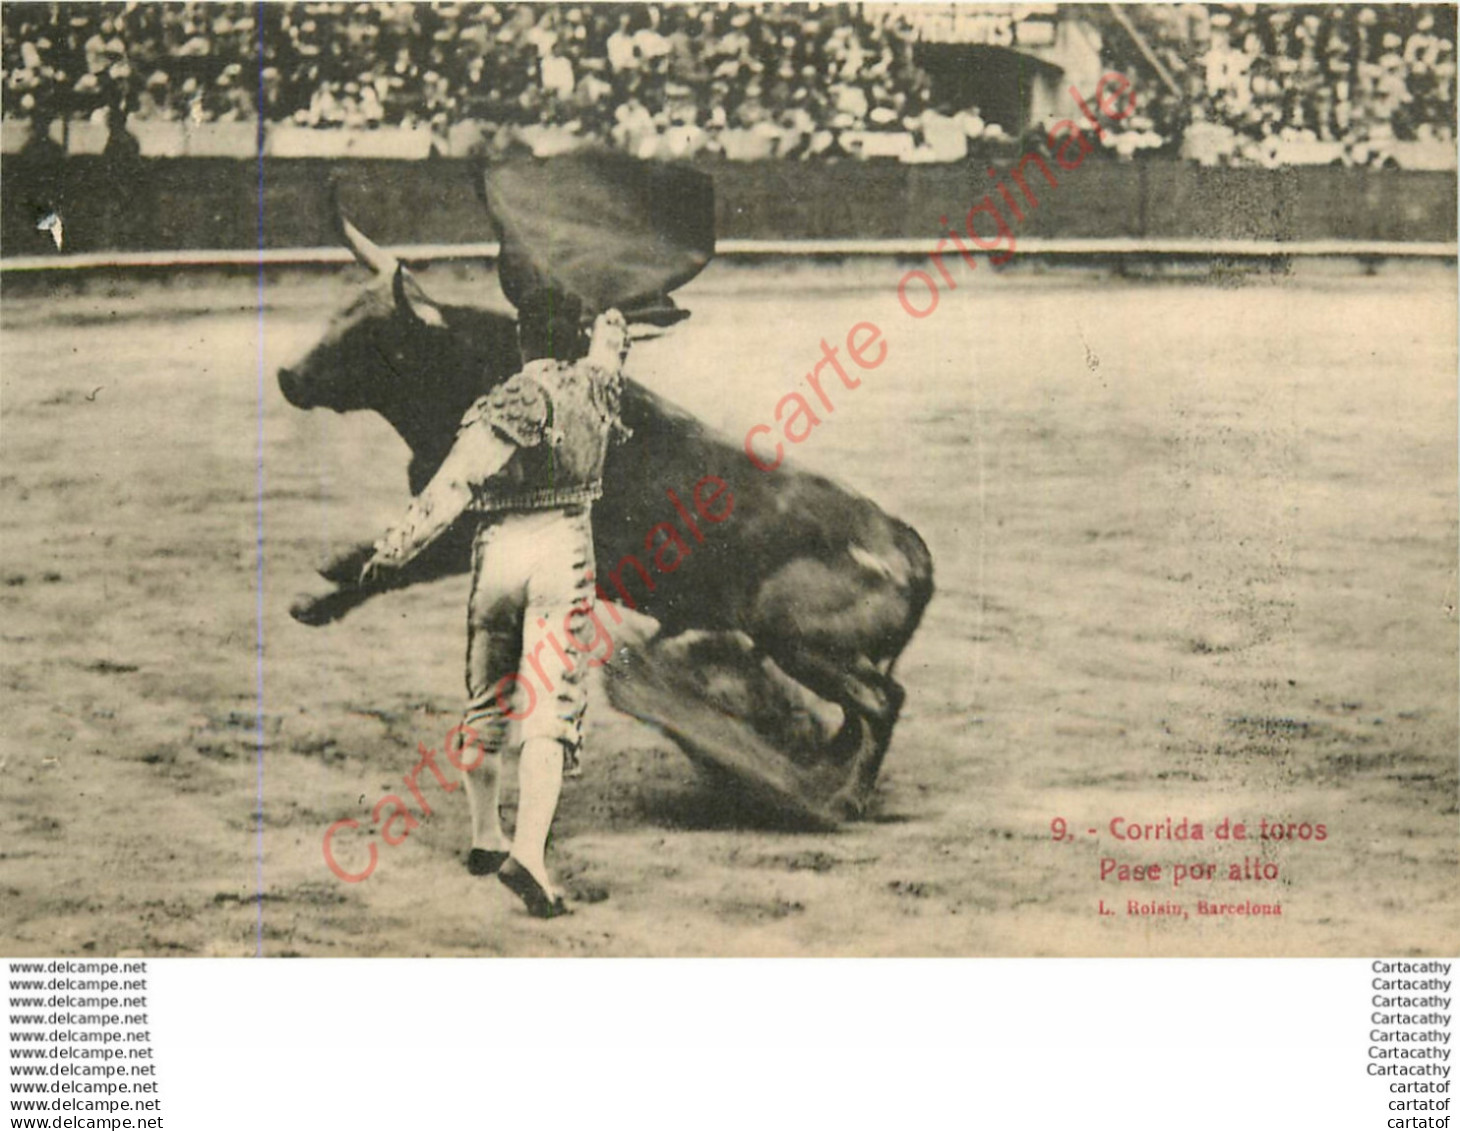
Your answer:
(361, 296), (630, 918)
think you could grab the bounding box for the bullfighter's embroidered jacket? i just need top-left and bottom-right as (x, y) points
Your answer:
(366, 310), (629, 572)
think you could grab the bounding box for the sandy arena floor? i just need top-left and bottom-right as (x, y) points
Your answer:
(1, 259), (1455, 956)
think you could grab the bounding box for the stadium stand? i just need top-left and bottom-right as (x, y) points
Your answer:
(2, 3), (1455, 167)
(1110, 4), (1457, 166)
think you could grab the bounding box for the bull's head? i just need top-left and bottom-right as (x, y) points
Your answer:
(277, 216), (523, 488)
(276, 216), (454, 415)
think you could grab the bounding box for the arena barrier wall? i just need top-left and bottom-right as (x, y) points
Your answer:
(1, 156), (1454, 262)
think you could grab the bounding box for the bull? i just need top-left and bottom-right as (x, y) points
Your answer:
(277, 219), (934, 819)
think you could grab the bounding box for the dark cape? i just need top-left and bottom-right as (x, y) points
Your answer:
(482, 148), (716, 325)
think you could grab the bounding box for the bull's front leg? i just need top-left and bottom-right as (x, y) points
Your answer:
(288, 537), (392, 626)
(314, 540), (376, 585)
(287, 524), (476, 627)
(825, 673), (905, 820)
(288, 584), (374, 627)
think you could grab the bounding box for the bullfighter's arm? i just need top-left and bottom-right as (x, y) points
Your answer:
(359, 311), (626, 584)
(359, 418), (513, 583)
(359, 373), (551, 582)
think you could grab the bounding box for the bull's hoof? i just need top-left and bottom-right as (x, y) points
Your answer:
(288, 594), (337, 627)
(827, 788), (870, 821)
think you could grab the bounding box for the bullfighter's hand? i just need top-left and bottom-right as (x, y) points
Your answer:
(358, 554), (394, 588)
(586, 309), (629, 370)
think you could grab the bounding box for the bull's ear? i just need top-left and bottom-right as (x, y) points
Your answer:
(393, 265), (447, 329)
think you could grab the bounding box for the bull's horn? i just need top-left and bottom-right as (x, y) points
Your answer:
(338, 213), (399, 277)
(392, 264), (447, 329)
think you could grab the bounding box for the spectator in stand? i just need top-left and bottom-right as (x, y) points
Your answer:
(1164, 4), (1456, 162)
(3, 3), (1454, 167)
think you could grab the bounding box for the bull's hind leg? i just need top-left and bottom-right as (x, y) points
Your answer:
(763, 646), (903, 819)
(830, 664), (905, 818)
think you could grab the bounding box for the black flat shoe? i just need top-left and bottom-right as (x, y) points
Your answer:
(466, 848), (510, 876)
(498, 857), (571, 919)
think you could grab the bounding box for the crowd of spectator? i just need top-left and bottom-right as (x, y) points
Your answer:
(3, 3), (1455, 166)
(3, 4), (258, 126)
(1114, 4), (1456, 165)
(2, 2), (950, 159)
(266, 2), (946, 160)
(1207, 4), (1455, 161)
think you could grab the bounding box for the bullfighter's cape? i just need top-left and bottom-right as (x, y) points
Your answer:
(482, 149), (715, 322)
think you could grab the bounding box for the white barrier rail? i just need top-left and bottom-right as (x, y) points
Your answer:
(1, 237), (1455, 274)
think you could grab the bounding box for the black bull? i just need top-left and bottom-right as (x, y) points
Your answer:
(278, 228), (933, 818)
